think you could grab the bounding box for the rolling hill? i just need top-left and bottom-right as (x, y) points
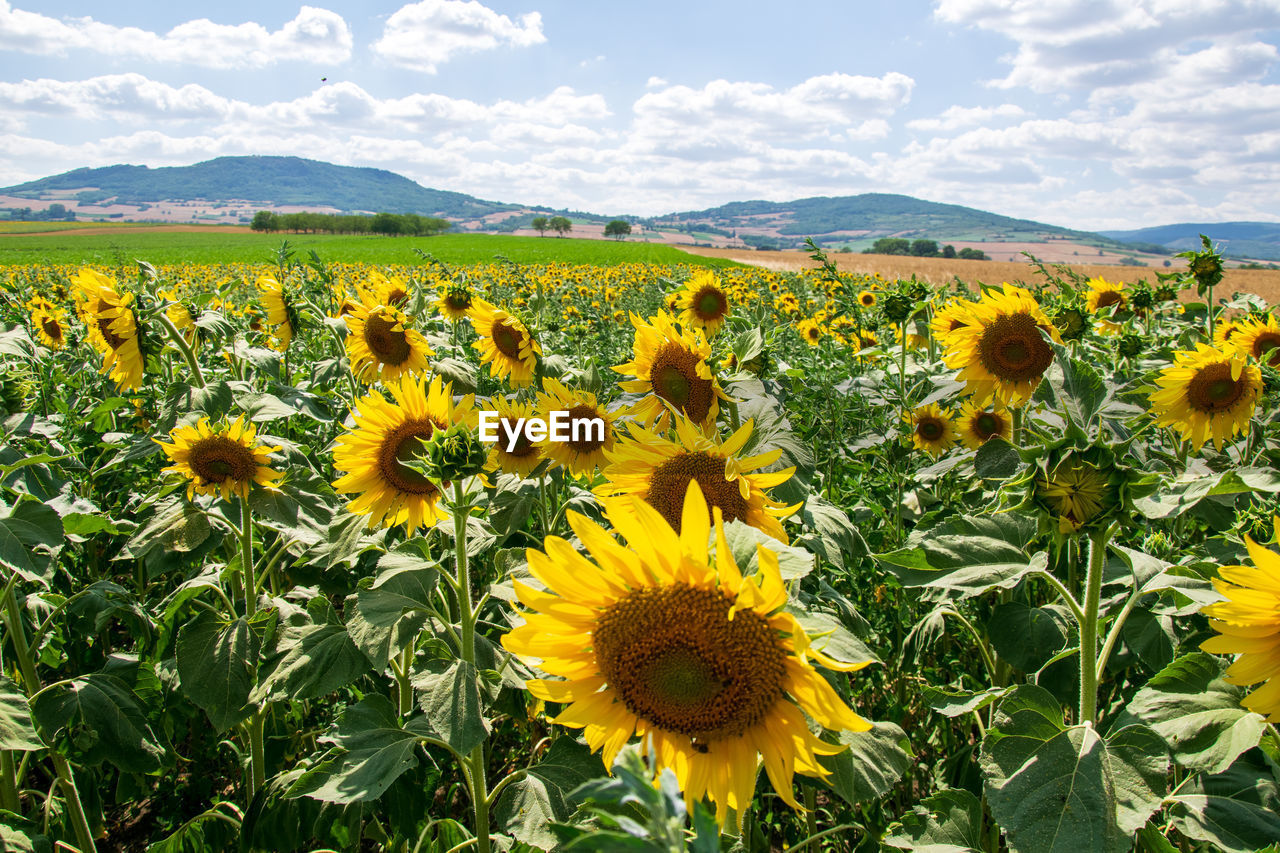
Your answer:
(1100, 222), (1280, 261)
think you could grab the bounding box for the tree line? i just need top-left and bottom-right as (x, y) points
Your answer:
(250, 211), (451, 236)
(864, 237), (988, 260)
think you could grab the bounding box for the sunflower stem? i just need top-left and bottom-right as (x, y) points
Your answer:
(155, 312), (205, 389)
(0, 751), (17, 813)
(1079, 525), (1111, 725)
(802, 786), (818, 850)
(239, 496), (267, 800)
(2, 584), (98, 853)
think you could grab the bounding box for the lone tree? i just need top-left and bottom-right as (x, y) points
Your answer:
(604, 219), (632, 240)
(549, 216), (572, 238)
(531, 215), (549, 237)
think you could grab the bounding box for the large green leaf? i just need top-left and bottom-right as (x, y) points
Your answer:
(878, 525), (1048, 597)
(1127, 652), (1266, 774)
(784, 609), (880, 668)
(0, 498), (62, 583)
(722, 520), (814, 580)
(411, 659), (490, 757)
(176, 611), (261, 732)
(819, 721), (912, 805)
(794, 495), (867, 570)
(1166, 750), (1280, 853)
(980, 685), (1166, 853)
(346, 545), (438, 669)
(883, 787), (984, 852)
(30, 673), (164, 773)
(252, 620), (372, 704)
(0, 676), (43, 751)
(287, 695), (434, 803)
(987, 601), (1069, 673)
(493, 736), (600, 849)
(120, 496), (211, 558)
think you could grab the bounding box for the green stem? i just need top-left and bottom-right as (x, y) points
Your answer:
(239, 497), (266, 800)
(1206, 283), (1215, 341)
(451, 479), (489, 853)
(155, 312), (205, 389)
(1079, 526), (1111, 725)
(0, 751), (19, 812)
(1032, 569), (1085, 626)
(2, 588), (97, 853)
(247, 709), (266, 800)
(1095, 589), (1141, 685)
(942, 607), (1002, 688)
(395, 647), (413, 717)
(802, 786), (819, 850)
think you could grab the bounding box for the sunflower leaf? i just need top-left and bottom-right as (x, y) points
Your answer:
(883, 787), (985, 852)
(410, 659), (490, 757)
(1166, 749), (1280, 853)
(819, 721), (912, 805)
(0, 676), (44, 751)
(176, 610), (260, 732)
(30, 673), (164, 773)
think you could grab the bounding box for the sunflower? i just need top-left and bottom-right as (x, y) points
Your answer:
(905, 403), (957, 458)
(344, 300), (433, 384)
(159, 288), (199, 346)
(615, 312), (727, 431)
(1200, 524), (1280, 722)
(361, 269), (412, 308)
(597, 416), (797, 542)
(1214, 318), (1244, 347)
(929, 300), (972, 350)
(436, 282), (474, 321)
(482, 396), (544, 479)
(470, 299), (541, 387)
(70, 268), (145, 391)
(256, 275), (296, 352)
(796, 318), (823, 347)
(535, 378), (617, 477)
(1036, 460), (1113, 534)
(857, 290), (877, 308)
(333, 374), (477, 531)
(156, 415), (282, 501)
(501, 482), (872, 824)
(956, 400), (1013, 450)
(27, 298), (67, 350)
(1085, 277), (1127, 314)
(1149, 344), (1261, 451)
(1232, 314), (1280, 367)
(678, 270), (731, 336)
(943, 284), (1061, 406)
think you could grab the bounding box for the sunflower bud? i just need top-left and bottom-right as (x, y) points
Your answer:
(880, 291), (914, 324)
(1117, 333), (1144, 358)
(0, 366), (33, 415)
(418, 422), (488, 482)
(1155, 283), (1179, 303)
(1052, 305), (1088, 342)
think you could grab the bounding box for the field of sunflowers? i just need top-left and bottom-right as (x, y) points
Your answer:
(0, 238), (1278, 852)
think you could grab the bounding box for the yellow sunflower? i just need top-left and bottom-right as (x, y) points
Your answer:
(943, 284), (1061, 406)
(159, 288), (199, 347)
(27, 298), (67, 350)
(481, 397), (544, 480)
(501, 482), (873, 824)
(956, 400), (1013, 450)
(333, 374), (477, 531)
(597, 416), (798, 542)
(1232, 314), (1280, 367)
(361, 269), (412, 308)
(1036, 460), (1112, 534)
(256, 275), (296, 352)
(70, 268), (145, 391)
(534, 378), (617, 477)
(1149, 344), (1261, 451)
(1085, 277), (1127, 314)
(857, 290), (877, 308)
(1200, 523), (1280, 722)
(905, 403), (957, 458)
(678, 270), (731, 336)
(155, 415), (283, 501)
(929, 300), (973, 351)
(470, 299), (541, 387)
(1214, 318), (1244, 347)
(435, 282), (474, 322)
(344, 300), (433, 384)
(614, 312), (727, 431)
(796, 318), (823, 347)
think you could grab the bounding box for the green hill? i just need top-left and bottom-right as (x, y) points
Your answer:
(0, 156), (518, 220)
(1100, 222), (1280, 261)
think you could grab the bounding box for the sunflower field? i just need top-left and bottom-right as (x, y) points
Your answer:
(0, 238), (1278, 852)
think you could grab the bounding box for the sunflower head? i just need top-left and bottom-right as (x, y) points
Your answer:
(614, 312), (727, 431)
(1232, 314), (1280, 367)
(344, 299), (433, 384)
(796, 318), (823, 347)
(905, 403), (957, 458)
(502, 481), (874, 823)
(1034, 456), (1117, 534)
(471, 299), (541, 387)
(256, 275), (299, 352)
(1199, 521), (1280, 721)
(1052, 303), (1088, 342)
(483, 396), (545, 480)
(156, 415), (283, 502)
(1149, 344), (1261, 451)
(436, 282), (474, 321)
(857, 290), (877, 308)
(678, 270), (731, 335)
(534, 378), (617, 477)
(1085, 278), (1127, 315)
(943, 284), (1062, 407)
(956, 400), (1012, 451)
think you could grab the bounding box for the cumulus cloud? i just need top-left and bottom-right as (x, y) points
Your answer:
(907, 103), (1026, 131)
(0, 2), (351, 68)
(372, 0), (545, 73)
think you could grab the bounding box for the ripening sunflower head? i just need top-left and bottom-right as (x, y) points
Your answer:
(344, 300), (433, 384)
(436, 282), (474, 321)
(28, 299), (67, 350)
(333, 374), (478, 531)
(1085, 278), (1127, 314)
(597, 416), (798, 542)
(159, 288), (199, 347)
(534, 378), (617, 477)
(614, 311), (728, 431)
(1232, 314), (1280, 367)
(470, 299), (541, 387)
(956, 400), (1012, 450)
(156, 415), (283, 502)
(678, 270), (731, 336)
(501, 481), (873, 824)
(905, 403), (957, 458)
(361, 269), (412, 308)
(482, 396), (545, 480)
(256, 275), (296, 352)
(857, 290), (877, 308)
(71, 269), (145, 391)
(943, 284), (1061, 407)
(1200, 522), (1280, 722)
(796, 317), (823, 347)
(1150, 344), (1261, 451)
(1036, 459), (1114, 534)
(930, 299), (973, 351)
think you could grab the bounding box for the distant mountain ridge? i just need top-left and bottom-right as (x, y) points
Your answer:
(1101, 222), (1280, 261)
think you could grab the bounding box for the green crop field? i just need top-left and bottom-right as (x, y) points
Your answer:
(0, 227), (744, 267)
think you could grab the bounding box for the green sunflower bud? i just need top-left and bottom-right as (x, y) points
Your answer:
(1117, 333), (1144, 358)
(1052, 305), (1088, 342)
(881, 291), (914, 324)
(420, 422), (488, 482)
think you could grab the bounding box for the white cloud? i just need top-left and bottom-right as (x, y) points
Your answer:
(645, 76), (668, 88)
(0, 3), (351, 68)
(907, 103), (1026, 131)
(372, 0), (545, 73)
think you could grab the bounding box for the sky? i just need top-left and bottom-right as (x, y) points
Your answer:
(1, 0), (1280, 230)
